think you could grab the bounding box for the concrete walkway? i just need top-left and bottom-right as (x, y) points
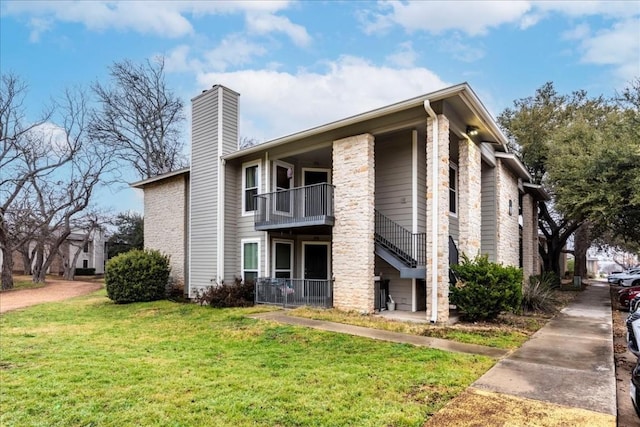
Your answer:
(472, 281), (616, 415)
(250, 311), (508, 358)
(251, 281), (617, 423)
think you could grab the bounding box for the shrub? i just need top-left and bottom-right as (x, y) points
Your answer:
(450, 254), (523, 321)
(74, 268), (96, 276)
(522, 274), (557, 313)
(194, 277), (254, 308)
(105, 249), (170, 304)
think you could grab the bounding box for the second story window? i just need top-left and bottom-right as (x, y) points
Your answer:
(449, 163), (458, 216)
(242, 161), (260, 215)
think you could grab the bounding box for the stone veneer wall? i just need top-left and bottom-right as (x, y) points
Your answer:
(457, 137), (482, 258)
(426, 115), (450, 323)
(495, 160), (520, 267)
(332, 133), (375, 312)
(521, 193), (538, 279)
(144, 174), (188, 286)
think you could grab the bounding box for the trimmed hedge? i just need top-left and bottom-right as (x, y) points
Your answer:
(74, 268), (96, 276)
(450, 254), (523, 321)
(105, 249), (170, 304)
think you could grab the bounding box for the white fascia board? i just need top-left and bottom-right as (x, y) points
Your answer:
(223, 83), (470, 161)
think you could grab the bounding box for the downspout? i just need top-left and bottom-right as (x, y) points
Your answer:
(411, 130), (418, 312)
(424, 100), (439, 323)
(264, 151), (270, 277)
(217, 87), (225, 283)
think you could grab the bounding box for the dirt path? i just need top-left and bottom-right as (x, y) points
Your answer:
(0, 279), (103, 314)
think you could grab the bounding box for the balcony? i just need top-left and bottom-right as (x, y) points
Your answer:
(254, 183), (335, 231)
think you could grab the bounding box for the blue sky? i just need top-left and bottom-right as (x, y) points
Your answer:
(1, 0), (639, 214)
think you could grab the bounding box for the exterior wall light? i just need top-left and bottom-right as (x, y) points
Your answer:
(466, 125), (479, 136)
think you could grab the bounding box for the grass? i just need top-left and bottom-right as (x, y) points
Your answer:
(290, 287), (578, 350)
(2, 275), (48, 291)
(0, 291), (494, 427)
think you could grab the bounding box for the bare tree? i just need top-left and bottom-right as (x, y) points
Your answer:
(0, 79), (113, 287)
(90, 57), (187, 179)
(0, 74), (79, 290)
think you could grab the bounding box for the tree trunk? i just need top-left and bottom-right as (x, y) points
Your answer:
(574, 224), (590, 279)
(1, 248), (14, 290)
(32, 243), (46, 283)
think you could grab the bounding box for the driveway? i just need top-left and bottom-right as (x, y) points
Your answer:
(0, 278), (103, 314)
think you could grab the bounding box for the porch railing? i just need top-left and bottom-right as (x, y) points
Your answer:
(374, 209), (426, 268)
(255, 278), (333, 308)
(254, 183), (335, 230)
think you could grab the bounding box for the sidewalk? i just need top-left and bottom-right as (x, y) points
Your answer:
(471, 281), (615, 414)
(251, 281), (617, 425)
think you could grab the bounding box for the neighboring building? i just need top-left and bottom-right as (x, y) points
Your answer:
(64, 229), (106, 274)
(132, 83), (546, 323)
(0, 229), (105, 275)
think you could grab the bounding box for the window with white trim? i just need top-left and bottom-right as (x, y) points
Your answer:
(241, 239), (260, 283)
(273, 241), (293, 279)
(449, 163), (458, 216)
(242, 161), (260, 215)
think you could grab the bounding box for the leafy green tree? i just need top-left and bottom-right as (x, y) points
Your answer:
(107, 212), (143, 259)
(497, 81), (637, 278)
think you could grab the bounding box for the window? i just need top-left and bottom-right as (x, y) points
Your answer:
(449, 163), (458, 216)
(82, 259), (88, 269)
(273, 241), (293, 279)
(241, 240), (260, 283)
(242, 161), (260, 215)
(83, 242), (89, 253)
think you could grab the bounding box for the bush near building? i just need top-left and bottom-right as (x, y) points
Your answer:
(105, 249), (170, 304)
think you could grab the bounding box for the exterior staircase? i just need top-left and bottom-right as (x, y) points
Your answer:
(374, 210), (426, 279)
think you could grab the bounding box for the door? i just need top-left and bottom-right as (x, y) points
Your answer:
(303, 242), (330, 301)
(303, 169), (330, 217)
(273, 161), (293, 214)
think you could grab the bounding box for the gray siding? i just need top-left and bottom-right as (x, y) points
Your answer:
(224, 162), (238, 282)
(417, 129), (427, 234)
(481, 162), (497, 261)
(190, 86), (239, 293)
(375, 257), (413, 311)
(375, 133), (413, 230)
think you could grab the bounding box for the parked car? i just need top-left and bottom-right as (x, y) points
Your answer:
(619, 287), (640, 310)
(609, 268), (640, 285)
(621, 273), (640, 288)
(631, 295), (640, 313)
(632, 362), (640, 417)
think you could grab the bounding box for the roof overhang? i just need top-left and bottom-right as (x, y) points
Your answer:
(224, 82), (509, 161)
(523, 182), (551, 201)
(130, 167), (190, 189)
(494, 152), (531, 181)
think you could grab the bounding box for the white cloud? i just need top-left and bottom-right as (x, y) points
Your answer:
(385, 41), (417, 67)
(245, 12), (311, 47)
(441, 36), (485, 63)
(562, 23), (590, 41)
(28, 122), (70, 156)
(3, 0), (308, 45)
(361, 1), (532, 36)
(204, 35), (268, 72)
(579, 18), (640, 81)
(195, 56), (450, 141)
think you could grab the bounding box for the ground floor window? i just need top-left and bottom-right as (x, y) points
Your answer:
(273, 240), (293, 279)
(242, 239), (260, 283)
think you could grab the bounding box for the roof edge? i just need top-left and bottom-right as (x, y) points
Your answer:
(224, 83), (471, 160)
(130, 167), (191, 188)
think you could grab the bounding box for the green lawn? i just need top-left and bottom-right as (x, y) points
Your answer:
(0, 291), (494, 426)
(290, 307), (536, 350)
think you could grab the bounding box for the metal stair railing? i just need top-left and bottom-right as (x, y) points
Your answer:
(374, 209), (426, 268)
